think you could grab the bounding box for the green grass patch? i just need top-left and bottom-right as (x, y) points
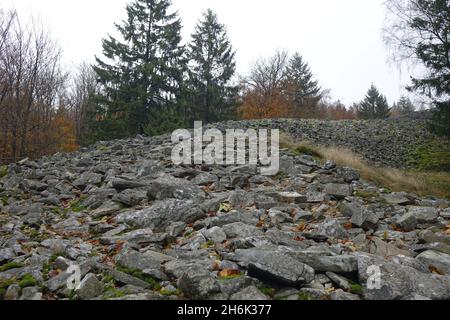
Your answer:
(298, 292), (313, 301)
(0, 261), (24, 272)
(105, 287), (126, 299)
(69, 200), (87, 213)
(18, 274), (37, 288)
(354, 190), (378, 199)
(258, 286), (276, 298)
(407, 140), (450, 171)
(116, 266), (162, 291)
(160, 289), (180, 296)
(350, 283), (363, 295)
(0, 166), (8, 179)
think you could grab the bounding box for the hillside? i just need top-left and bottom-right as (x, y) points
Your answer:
(210, 115), (449, 170)
(1, 120), (450, 300)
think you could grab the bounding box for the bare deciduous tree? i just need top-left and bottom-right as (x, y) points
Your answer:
(0, 10), (74, 163)
(68, 62), (98, 145)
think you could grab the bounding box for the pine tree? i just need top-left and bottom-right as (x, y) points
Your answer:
(284, 53), (322, 117)
(187, 9), (237, 124)
(385, 0), (450, 138)
(395, 96), (415, 115)
(93, 0), (186, 140)
(358, 84), (391, 119)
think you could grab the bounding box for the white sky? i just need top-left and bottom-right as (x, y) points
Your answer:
(2, 0), (412, 105)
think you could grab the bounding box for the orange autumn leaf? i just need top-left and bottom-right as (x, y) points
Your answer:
(219, 269), (241, 278)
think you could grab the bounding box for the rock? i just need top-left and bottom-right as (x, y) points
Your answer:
(339, 201), (362, 218)
(146, 175), (205, 201)
(316, 219), (348, 239)
(412, 242), (450, 256)
(357, 252), (450, 300)
(222, 222), (263, 239)
(105, 268), (152, 289)
(326, 272), (351, 291)
(408, 207), (439, 224)
(330, 290), (361, 300)
(307, 255), (357, 273)
(232, 249), (315, 287)
(416, 250), (450, 275)
(4, 284), (20, 300)
(112, 178), (146, 191)
(44, 260), (92, 292)
(178, 267), (220, 300)
(277, 192), (306, 204)
(268, 209), (292, 224)
(54, 256), (72, 270)
(73, 172), (103, 189)
(91, 200), (123, 218)
(383, 193), (411, 205)
(137, 160), (162, 178)
(19, 287), (42, 300)
(230, 286), (269, 300)
(324, 183), (353, 200)
(396, 212), (418, 231)
(116, 199), (205, 230)
(20, 206), (43, 225)
(218, 260), (240, 271)
(202, 227), (227, 244)
(419, 230), (450, 245)
(76, 273), (104, 300)
(113, 189), (147, 206)
(306, 190), (327, 203)
(115, 249), (173, 271)
(364, 237), (411, 258)
(350, 207), (370, 228)
(0, 248), (15, 263)
(228, 191), (255, 207)
(293, 210), (314, 222)
(337, 167), (360, 183)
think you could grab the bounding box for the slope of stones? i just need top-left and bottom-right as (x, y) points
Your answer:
(210, 116), (438, 168)
(0, 127), (450, 300)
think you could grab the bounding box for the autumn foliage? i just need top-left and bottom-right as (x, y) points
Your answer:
(238, 51), (356, 121)
(0, 10), (79, 164)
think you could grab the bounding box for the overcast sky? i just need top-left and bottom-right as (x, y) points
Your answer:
(3, 0), (411, 104)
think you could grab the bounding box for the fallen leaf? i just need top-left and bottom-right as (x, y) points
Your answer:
(343, 222), (354, 230)
(219, 269), (241, 278)
(429, 266), (445, 275)
(219, 202), (232, 213)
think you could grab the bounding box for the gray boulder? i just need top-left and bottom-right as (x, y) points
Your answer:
(416, 250), (450, 275)
(116, 199), (205, 230)
(232, 249), (315, 287)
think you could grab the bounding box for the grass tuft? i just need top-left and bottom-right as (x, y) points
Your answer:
(0, 166), (7, 179)
(280, 134), (450, 200)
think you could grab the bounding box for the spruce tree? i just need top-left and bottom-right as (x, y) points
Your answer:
(93, 0), (186, 140)
(358, 85), (391, 119)
(395, 96), (415, 115)
(284, 53), (322, 117)
(187, 9), (237, 124)
(385, 0), (450, 138)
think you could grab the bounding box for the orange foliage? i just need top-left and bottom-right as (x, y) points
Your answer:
(0, 111), (79, 164)
(238, 88), (293, 120)
(51, 114), (79, 153)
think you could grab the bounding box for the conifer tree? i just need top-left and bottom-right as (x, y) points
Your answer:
(284, 53), (323, 117)
(358, 84), (391, 119)
(187, 9), (237, 124)
(93, 0), (186, 139)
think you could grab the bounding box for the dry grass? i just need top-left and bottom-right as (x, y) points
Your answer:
(280, 134), (450, 200)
